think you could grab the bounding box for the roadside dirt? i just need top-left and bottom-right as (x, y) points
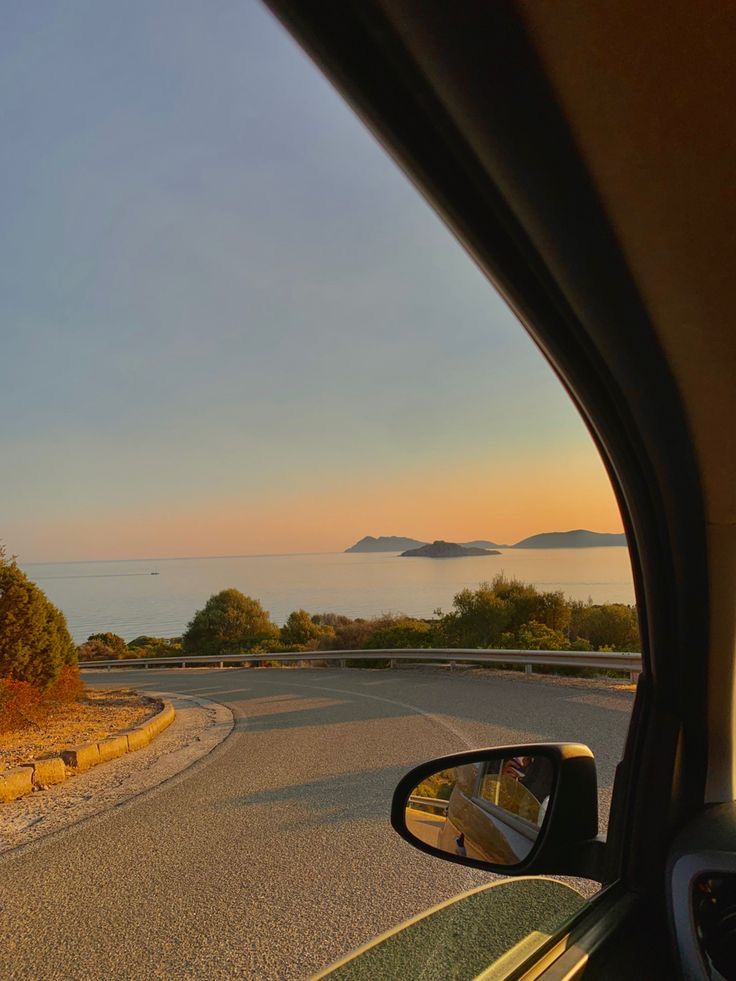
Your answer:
(0, 689), (159, 771)
(0, 691), (233, 854)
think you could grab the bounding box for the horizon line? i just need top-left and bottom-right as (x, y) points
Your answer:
(19, 537), (627, 567)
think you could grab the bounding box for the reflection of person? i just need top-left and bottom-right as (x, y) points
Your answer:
(502, 756), (530, 781)
(502, 756), (551, 805)
(454, 832), (467, 857)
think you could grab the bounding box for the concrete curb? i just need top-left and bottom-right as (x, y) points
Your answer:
(0, 767), (33, 803)
(1, 700), (176, 803)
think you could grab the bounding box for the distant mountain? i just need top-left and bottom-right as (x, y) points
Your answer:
(346, 535), (427, 553)
(513, 529), (627, 549)
(460, 540), (504, 549)
(401, 540), (501, 558)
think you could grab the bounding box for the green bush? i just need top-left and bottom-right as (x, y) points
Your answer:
(280, 610), (335, 647)
(366, 618), (434, 649)
(127, 635), (183, 658)
(77, 638), (135, 661)
(438, 575), (572, 648)
(0, 550), (76, 687)
(182, 589), (279, 656)
(569, 602), (640, 651)
(500, 620), (570, 651)
(436, 576), (639, 654)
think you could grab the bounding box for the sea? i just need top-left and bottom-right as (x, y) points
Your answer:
(21, 548), (635, 645)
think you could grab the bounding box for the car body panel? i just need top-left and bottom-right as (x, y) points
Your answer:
(315, 878), (585, 981)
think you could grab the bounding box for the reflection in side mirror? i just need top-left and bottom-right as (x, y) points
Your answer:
(404, 753), (555, 867)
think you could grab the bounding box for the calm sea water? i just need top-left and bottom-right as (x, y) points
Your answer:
(21, 548), (635, 644)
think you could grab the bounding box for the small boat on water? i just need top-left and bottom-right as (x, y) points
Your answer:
(150, 571), (160, 575)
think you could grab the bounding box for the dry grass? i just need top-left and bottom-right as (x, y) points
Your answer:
(0, 688), (160, 771)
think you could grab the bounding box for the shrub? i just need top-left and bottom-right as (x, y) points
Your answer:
(438, 575), (572, 649)
(87, 632), (128, 655)
(127, 636), (183, 658)
(0, 665), (85, 733)
(500, 621), (570, 651)
(313, 615), (374, 651)
(46, 665), (86, 705)
(0, 678), (44, 731)
(366, 618), (434, 649)
(0, 550), (76, 687)
(569, 602), (640, 651)
(77, 632), (135, 661)
(280, 610), (335, 647)
(77, 638), (137, 661)
(182, 589), (279, 656)
(435, 577), (640, 653)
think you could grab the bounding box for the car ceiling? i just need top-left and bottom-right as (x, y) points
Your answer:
(519, 0), (736, 529)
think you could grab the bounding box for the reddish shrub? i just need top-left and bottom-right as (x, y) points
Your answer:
(45, 666), (86, 707)
(0, 666), (85, 734)
(0, 678), (46, 733)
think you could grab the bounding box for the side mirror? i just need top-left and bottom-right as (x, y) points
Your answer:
(391, 743), (602, 879)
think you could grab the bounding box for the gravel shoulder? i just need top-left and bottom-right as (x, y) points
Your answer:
(0, 690), (233, 855)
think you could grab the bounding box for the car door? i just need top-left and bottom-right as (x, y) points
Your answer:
(261, 2), (735, 977)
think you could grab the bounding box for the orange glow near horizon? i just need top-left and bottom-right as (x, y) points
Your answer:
(16, 451), (623, 563)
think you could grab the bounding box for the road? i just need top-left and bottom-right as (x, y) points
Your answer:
(0, 667), (633, 979)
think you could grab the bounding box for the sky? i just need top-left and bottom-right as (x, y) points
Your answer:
(1, 1), (623, 562)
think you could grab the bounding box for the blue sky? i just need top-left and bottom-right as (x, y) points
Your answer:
(1, 1), (621, 561)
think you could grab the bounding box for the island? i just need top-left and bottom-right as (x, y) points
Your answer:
(345, 535), (503, 553)
(346, 529), (624, 553)
(400, 540), (501, 558)
(513, 529), (627, 549)
(345, 536), (427, 553)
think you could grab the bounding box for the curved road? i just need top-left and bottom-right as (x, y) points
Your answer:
(0, 667), (633, 979)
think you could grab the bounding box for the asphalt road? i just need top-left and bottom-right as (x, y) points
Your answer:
(0, 667), (633, 979)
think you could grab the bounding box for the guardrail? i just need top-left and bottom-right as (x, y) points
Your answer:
(79, 648), (642, 681)
(408, 795), (450, 814)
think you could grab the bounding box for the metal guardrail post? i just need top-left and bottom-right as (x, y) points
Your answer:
(219, 661), (224, 669)
(339, 659), (346, 669)
(390, 659), (396, 669)
(525, 663), (532, 676)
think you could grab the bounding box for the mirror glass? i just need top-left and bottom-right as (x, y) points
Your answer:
(404, 753), (555, 866)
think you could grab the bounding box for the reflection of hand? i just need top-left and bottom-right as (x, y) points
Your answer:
(502, 757), (529, 781)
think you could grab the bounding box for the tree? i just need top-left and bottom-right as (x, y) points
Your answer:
(87, 632), (128, 656)
(0, 549), (76, 687)
(366, 618), (434, 649)
(127, 636), (183, 658)
(77, 638), (128, 662)
(182, 589), (279, 656)
(570, 602), (640, 651)
(439, 576), (577, 648)
(439, 581), (511, 647)
(280, 610), (333, 647)
(501, 620), (570, 651)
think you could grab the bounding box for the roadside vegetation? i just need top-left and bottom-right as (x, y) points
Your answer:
(0, 545), (85, 736)
(76, 574), (640, 674)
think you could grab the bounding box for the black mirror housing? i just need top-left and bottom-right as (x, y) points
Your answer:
(391, 743), (602, 880)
